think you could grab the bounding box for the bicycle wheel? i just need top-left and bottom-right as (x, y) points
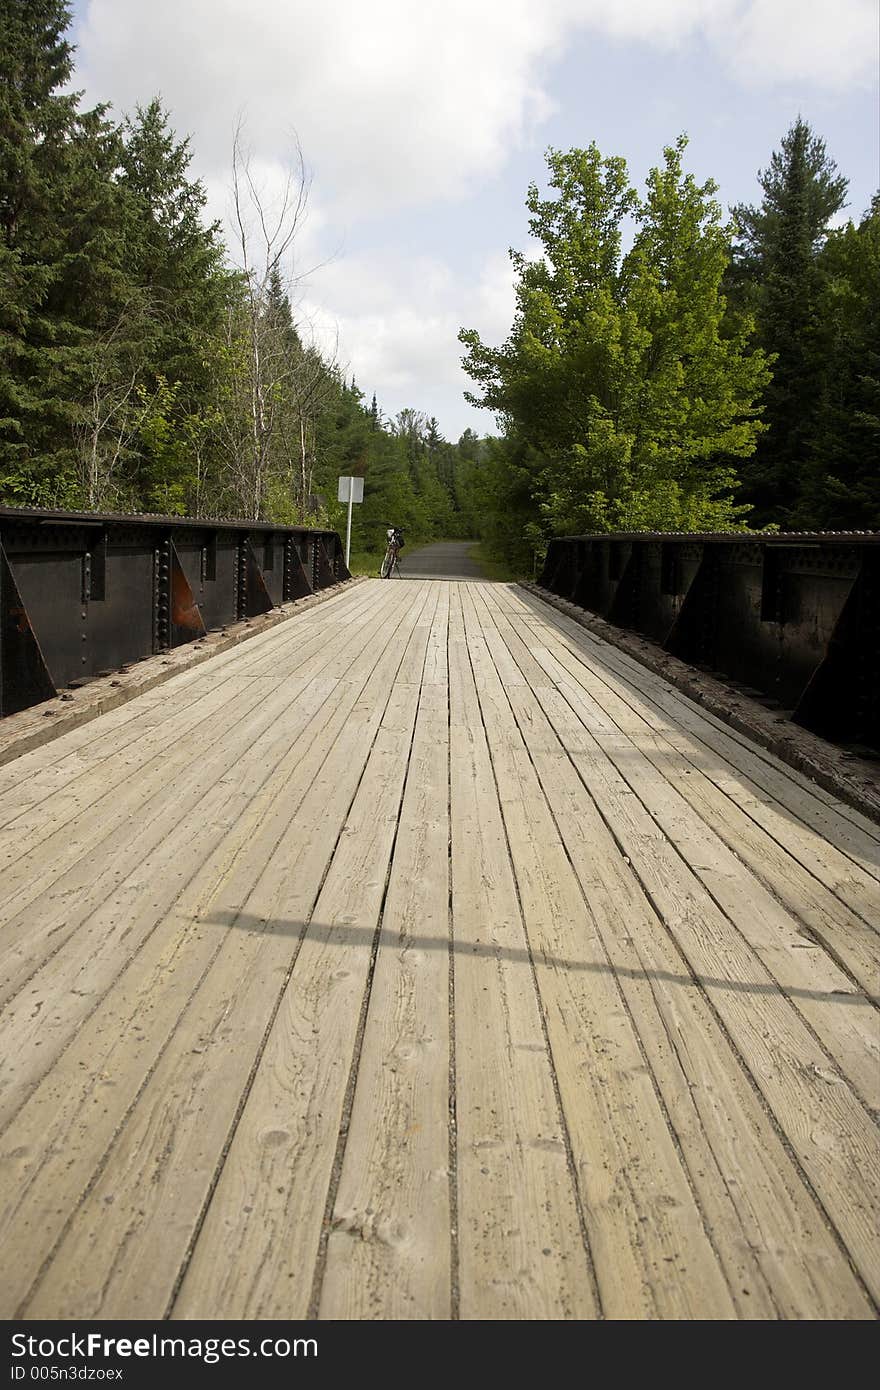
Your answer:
(380, 550), (392, 578)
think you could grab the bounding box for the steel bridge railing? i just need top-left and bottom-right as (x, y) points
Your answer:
(538, 531), (880, 751)
(0, 506), (352, 716)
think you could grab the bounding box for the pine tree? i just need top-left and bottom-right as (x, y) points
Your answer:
(0, 0), (134, 503)
(730, 118), (848, 525)
(118, 100), (228, 384)
(797, 197), (880, 527)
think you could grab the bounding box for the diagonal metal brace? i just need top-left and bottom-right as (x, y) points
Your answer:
(0, 541), (57, 715)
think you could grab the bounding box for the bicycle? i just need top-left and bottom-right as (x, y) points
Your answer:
(379, 528), (404, 578)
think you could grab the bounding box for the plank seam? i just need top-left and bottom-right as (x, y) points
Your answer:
(447, 587), (460, 1322)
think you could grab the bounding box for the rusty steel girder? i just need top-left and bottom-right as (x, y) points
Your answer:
(539, 531), (880, 752)
(0, 507), (352, 717)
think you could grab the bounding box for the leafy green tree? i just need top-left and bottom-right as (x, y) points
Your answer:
(461, 138), (768, 550)
(619, 136), (770, 529)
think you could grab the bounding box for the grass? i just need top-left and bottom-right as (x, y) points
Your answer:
(346, 547), (386, 577)
(345, 539), (526, 584)
(467, 542), (524, 584)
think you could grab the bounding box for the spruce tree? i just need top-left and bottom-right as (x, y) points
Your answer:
(0, 0), (131, 502)
(797, 198), (880, 527)
(730, 118), (848, 525)
(118, 100), (228, 383)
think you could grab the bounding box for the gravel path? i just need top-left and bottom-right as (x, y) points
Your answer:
(395, 539), (487, 580)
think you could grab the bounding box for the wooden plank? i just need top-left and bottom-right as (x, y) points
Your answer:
(0, 579), (384, 844)
(446, 587), (596, 1320)
(0, 580), (397, 933)
(421, 581), (450, 687)
(320, 600), (452, 1318)
(470, 589), (873, 1318)
(0, 672), (332, 1133)
(491, 614), (880, 1107)
(506, 616), (880, 1005)
(7, 585), (432, 1318)
(0, 578), (380, 821)
(5, 577), (877, 1321)
(0, 585), (405, 1095)
(505, 593), (880, 916)
(509, 586), (880, 878)
(460, 586), (739, 1318)
(168, 592), (433, 1320)
(491, 656), (880, 1302)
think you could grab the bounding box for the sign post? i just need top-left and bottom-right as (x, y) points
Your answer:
(337, 476), (364, 568)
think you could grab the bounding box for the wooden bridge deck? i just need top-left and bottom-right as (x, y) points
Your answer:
(0, 578), (878, 1321)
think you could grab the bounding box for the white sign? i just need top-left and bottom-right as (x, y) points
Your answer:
(337, 476), (364, 504)
(337, 476), (364, 567)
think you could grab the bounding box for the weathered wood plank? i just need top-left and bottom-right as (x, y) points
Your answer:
(508, 617), (880, 1008)
(447, 587), (596, 1320)
(1, 577), (876, 1322)
(167, 589), (433, 1320)
(1, 586), (428, 1317)
(510, 586), (880, 877)
(491, 613), (880, 1106)
(0, 586), (409, 1129)
(489, 637), (880, 1302)
(471, 582), (874, 1318)
(320, 598), (452, 1318)
(460, 586), (739, 1318)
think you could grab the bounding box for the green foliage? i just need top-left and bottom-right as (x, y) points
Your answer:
(460, 138), (769, 554)
(0, 4), (484, 538)
(18, 7), (872, 553)
(795, 198), (880, 527)
(0, 0), (132, 496)
(730, 118), (849, 525)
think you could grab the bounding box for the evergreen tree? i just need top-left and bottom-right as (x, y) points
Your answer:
(1, 1), (122, 499)
(118, 100), (228, 379)
(730, 118), (848, 524)
(797, 197), (880, 527)
(115, 100), (231, 511)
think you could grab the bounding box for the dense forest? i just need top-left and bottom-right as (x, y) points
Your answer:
(1, 2), (877, 572)
(0, 0), (485, 559)
(462, 125), (879, 568)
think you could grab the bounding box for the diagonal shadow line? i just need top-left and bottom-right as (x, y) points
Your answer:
(204, 911), (879, 1008)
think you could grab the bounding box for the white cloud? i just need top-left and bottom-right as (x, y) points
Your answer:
(78, 0), (566, 215)
(296, 249), (517, 435)
(73, 0), (876, 436)
(721, 0), (879, 87)
(77, 1), (876, 220)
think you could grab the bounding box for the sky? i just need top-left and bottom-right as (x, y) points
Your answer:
(68, 0), (879, 441)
